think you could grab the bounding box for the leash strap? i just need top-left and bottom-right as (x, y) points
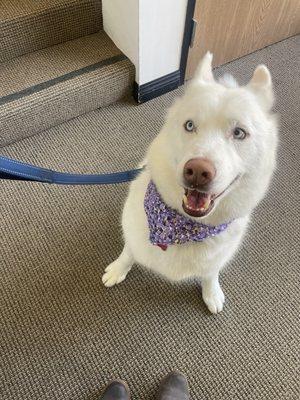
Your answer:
(0, 155), (143, 185)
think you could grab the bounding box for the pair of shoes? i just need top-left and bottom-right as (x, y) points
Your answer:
(100, 372), (189, 400)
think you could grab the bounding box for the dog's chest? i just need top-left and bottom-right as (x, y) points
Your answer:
(123, 172), (246, 280)
(129, 224), (234, 280)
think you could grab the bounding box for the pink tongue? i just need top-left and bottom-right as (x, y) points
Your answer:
(187, 190), (208, 209)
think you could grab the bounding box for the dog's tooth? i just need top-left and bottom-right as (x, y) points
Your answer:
(203, 197), (211, 210)
(183, 195), (188, 205)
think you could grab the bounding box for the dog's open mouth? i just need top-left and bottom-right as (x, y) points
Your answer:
(182, 189), (215, 217)
(182, 175), (241, 218)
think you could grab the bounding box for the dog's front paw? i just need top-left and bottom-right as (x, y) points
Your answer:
(102, 260), (129, 287)
(202, 285), (225, 314)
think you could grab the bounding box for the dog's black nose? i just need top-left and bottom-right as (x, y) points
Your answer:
(183, 158), (216, 189)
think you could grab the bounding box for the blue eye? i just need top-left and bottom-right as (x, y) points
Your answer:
(233, 127), (247, 140)
(184, 120), (194, 132)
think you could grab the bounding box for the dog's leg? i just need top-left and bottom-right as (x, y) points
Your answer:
(201, 272), (225, 314)
(102, 244), (133, 287)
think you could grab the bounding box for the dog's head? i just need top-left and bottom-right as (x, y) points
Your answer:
(148, 53), (278, 222)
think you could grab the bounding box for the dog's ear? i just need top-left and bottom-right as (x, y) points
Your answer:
(248, 65), (274, 110)
(193, 52), (214, 83)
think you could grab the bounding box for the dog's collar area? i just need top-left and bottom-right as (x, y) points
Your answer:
(144, 181), (232, 250)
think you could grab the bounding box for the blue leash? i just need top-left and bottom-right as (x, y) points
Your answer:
(0, 155), (143, 185)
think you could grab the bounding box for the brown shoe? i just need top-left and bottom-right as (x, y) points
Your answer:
(157, 372), (189, 400)
(99, 380), (130, 400)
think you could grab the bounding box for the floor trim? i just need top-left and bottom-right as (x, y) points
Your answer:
(133, 70), (181, 103)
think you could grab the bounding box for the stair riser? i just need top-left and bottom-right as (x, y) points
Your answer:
(0, 1), (102, 63)
(0, 60), (134, 147)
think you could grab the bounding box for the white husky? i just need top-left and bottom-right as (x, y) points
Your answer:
(102, 53), (278, 313)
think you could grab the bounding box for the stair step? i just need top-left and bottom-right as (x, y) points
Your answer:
(0, 31), (135, 147)
(0, 0), (102, 63)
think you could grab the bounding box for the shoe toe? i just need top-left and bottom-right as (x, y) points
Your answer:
(100, 380), (130, 400)
(158, 372), (189, 400)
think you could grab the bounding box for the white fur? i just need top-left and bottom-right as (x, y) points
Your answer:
(102, 53), (278, 314)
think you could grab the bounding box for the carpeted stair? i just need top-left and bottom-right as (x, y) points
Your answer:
(0, 0), (103, 63)
(0, 0), (135, 146)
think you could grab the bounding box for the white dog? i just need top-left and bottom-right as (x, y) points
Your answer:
(102, 53), (278, 313)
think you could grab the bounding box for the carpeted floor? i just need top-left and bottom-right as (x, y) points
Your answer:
(0, 36), (299, 400)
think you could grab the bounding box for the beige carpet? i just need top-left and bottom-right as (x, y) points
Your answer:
(0, 36), (299, 400)
(0, 0), (102, 63)
(0, 29), (134, 146)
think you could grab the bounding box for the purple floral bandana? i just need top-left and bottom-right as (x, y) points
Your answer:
(144, 181), (231, 250)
